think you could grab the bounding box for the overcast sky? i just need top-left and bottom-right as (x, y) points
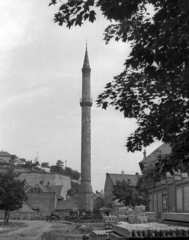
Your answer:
(0, 0), (161, 191)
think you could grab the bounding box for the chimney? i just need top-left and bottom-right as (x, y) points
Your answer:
(40, 181), (43, 185)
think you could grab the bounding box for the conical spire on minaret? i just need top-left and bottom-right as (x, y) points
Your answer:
(83, 43), (90, 69)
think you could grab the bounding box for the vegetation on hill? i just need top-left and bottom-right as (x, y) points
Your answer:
(10, 156), (81, 180)
(0, 169), (27, 224)
(67, 181), (80, 197)
(49, 0), (189, 173)
(50, 160), (81, 180)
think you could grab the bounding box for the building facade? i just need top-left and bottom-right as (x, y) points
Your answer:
(104, 173), (139, 207)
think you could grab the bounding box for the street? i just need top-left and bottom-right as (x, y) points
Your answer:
(0, 220), (83, 240)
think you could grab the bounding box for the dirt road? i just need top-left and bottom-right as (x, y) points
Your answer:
(0, 220), (56, 240)
(0, 221), (87, 240)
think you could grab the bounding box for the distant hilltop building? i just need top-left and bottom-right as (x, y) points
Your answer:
(0, 150), (12, 164)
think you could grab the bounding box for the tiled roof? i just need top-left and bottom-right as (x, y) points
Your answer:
(48, 185), (62, 197)
(30, 183), (49, 192)
(93, 191), (104, 199)
(107, 173), (139, 186)
(139, 143), (172, 169)
(0, 151), (11, 156)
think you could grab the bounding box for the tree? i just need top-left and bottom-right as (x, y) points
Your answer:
(9, 155), (19, 165)
(112, 180), (149, 208)
(71, 181), (80, 194)
(24, 160), (33, 169)
(32, 160), (40, 169)
(0, 169), (27, 224)
(67, 188), (78, 197)
(64, 167), (81, 180)
(56, 160), (64, 169)
(41, 162), (50, 171)
(49, 0), (189, 169)
(50, 165), (62, 174)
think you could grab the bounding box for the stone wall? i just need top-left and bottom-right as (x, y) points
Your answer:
(0, 211), (46, 220)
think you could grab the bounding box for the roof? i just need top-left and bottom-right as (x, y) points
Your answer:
(139, 143), (172, 170)
(0, 151), (11, 157)
(29, 183), (48, 192)
(107, 173), (139, 186)
(93, 191), (104, 199)
(111, 199), (124, 206)
(48, 185), (63, 197)
(82, 46), (90, 68)
(99, 206), (113, 211)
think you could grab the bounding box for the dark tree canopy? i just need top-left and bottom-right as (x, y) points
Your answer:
(113, 180), (149, 208)
(49, 0), (189, 169)
(0, 169), (27, 224)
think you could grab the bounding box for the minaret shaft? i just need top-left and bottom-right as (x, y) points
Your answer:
(79, 47), (93, 212)
(81, 107), (91, 182)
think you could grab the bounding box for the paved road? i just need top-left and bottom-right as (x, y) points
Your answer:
(0, 220), (56, 240)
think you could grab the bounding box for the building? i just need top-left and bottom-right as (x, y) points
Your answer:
(93, 190), (104, 211)
(18, 172), (71, 198)
(18, 172), (77, 214)
(79, 46), (93, 212)
(143, 143), (189, 222)
(103, 173), (140, 215)
(0, 151), (12, 164)
(104, 173), (139, 206)
(27, 183), (57, 213)
(0, 150), (79, 215)
(26, 181), (78, 214)
(139, 143), (172, 172)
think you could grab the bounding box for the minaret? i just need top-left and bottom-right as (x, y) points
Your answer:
(79, 46), (93, 212)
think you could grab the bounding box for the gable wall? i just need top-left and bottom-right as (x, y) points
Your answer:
(27, 192), (56, 213)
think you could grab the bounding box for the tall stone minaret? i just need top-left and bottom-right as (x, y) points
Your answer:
(79, 46), (93, 212)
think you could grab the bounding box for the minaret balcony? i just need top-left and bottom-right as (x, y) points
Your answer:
(80, 98), (93, 107)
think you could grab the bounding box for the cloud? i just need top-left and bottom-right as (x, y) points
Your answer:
(0, 0), (41, 78)
(0, 0), (37, 51)
(0, 81), (54, 109)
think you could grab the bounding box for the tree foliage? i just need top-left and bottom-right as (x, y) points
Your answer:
(0, 169), (27, 224)
(49, 0), (189, 168)
(112, 180), (149, 208)
(41, 162), (50, 171)
(50, 161), (81, 180)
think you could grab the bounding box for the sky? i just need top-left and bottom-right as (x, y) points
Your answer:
(0, 0), (161, 191)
